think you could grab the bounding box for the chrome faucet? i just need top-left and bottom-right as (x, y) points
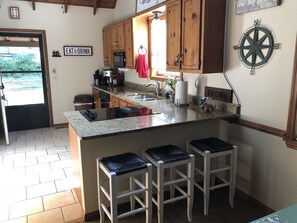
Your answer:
(144, 80), (161, 96)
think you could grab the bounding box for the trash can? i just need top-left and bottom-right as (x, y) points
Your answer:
(73, 94), (95, 111)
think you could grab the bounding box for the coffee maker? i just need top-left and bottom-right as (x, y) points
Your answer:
(102, 69), (112, 85)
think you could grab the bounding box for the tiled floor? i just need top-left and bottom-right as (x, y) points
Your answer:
(0, 127), (83, 223)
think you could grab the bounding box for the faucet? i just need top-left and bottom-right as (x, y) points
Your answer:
(145, 80), (161, 96)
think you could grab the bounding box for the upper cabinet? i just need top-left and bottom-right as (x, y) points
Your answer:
(103, 27), (112, 67)
(166, 0), (226, 73)
(110, 22), (125, 51)
(124, 19), (134, 68)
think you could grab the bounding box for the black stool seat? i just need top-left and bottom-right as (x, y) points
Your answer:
(190, 137), (233, 153)
(145, 145), (190, 163)
(101, 152), (147, 175)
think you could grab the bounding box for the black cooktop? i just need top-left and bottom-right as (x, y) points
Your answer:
(79, 105), (160, 122)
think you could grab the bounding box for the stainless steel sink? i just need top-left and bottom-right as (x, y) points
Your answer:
(126, 93), (158, 101)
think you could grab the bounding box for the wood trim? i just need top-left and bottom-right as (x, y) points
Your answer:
(0, 28), (54, 127)
(233, 119), (286, 138)
(236, 189), (274, 215)
(93, 0), (98, 15)
(32, 0), (36, 10)
(285, 35), (297, 150)
(53, 123), (68, 128)
(64, 0), (68, 13)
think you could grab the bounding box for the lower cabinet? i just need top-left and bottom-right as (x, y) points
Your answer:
(92, 88), (100, 109)
(110, 95), (136, 108)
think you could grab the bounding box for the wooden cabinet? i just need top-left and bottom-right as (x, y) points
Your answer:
(166, 0), (226, 73)
(110, 94), (137, 108)
(124, 19), (134, 68)
(110, 95), (119, 108)
(102, 27), (112, 67)
(111, 22), (125, 50)
(92, 88), (100, 109)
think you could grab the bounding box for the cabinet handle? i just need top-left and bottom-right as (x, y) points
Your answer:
(180, 54), (184, 64)
(175, 54), (180, 66)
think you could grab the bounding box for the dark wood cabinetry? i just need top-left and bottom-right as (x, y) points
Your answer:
(166, 0), (226, 73)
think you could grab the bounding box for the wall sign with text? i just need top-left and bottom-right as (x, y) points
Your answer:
(136, 0), (167, 13)
(235, 0), (281, 15)
(63, 46), (93, 56)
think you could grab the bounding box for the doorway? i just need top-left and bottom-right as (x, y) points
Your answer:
(0, 30), (53, 131)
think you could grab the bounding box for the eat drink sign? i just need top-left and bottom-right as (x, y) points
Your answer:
(136, 0), (167, 13)
(236, 0), (281, 14)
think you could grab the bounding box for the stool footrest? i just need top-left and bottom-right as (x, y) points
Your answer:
(117, 188), (146, 200)
(164, 194), (188, 204)
(209, 182), (230, 190)
(118, 207), (146, 220)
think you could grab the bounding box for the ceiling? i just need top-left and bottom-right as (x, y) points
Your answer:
(18, 0), (117, 15)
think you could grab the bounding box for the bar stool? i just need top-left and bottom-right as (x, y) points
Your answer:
(143, 145), (195, 223)
(186, 137), (237, 216)
(96, 152), (152, 223)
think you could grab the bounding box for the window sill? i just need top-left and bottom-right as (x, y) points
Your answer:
(285, 139), (297, 150)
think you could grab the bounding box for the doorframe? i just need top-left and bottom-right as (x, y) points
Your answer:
(0, 28), (54, 127)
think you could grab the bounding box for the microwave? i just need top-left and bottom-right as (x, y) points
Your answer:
(113, 52), (126, 68)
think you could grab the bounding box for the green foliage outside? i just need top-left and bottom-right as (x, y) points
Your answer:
(0, 47), (42, 81)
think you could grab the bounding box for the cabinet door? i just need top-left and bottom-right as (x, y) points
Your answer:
(103, 28), (112, 66)
(110, 25), (118, 50)
(181, 0), (201, 71)
(116, 23), (125, 50)
(110, 95), (119, 108)
(166, 0), (181, 71)
(119, 99), (128, 107)
(124, 20), (134, 68)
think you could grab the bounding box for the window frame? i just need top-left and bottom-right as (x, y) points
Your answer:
(148, 13), (181, 81)
(285, 35), (297, 150)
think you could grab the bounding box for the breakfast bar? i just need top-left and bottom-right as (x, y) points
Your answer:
(64, 95), (238, 220)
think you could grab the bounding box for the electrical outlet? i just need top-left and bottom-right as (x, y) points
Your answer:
(52, 68), (57, 73)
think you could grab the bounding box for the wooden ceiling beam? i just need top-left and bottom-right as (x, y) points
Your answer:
(18, 0), (117, 9)
(93, 0), (98, 15)
(64, 0), (68, 13)
(32, 0), (36, 10)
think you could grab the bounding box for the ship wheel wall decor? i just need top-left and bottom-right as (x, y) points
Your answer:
(233, 19), (281, 75)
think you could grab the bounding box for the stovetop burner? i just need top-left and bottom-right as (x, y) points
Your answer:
(79, 105), (160, 122)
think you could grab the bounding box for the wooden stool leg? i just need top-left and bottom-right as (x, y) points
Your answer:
(146, 164), (152, 223)
(157, 161), (165, 223)
(97, 161), (105, 223)
(187, 155), (195, 222)
(110, 173), (118, 223)
(229, 146), (238, 208)
(204, 151), (211, 216)
(130, 176), (135, 212)
(170, 167), (175, 200)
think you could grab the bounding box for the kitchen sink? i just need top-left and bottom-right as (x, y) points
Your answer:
(126, 93), (158, 101)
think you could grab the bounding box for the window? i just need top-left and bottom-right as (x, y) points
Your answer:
(148, 13), (180, 80)
(286, 35), (297, 150)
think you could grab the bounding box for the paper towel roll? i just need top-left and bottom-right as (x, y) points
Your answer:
(175, 80), (188, 106)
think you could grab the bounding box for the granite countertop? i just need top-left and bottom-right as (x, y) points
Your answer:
(64, 85), (239, 140)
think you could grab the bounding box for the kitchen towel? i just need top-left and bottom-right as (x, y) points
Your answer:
(135, 54), (148, 78)
(175, 80), (188, 106)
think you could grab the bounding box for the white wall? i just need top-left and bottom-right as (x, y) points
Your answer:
(0, 0), (114, 124)
(115, 0), (297, 212)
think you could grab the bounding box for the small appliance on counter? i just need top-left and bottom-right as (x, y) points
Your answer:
(174, 80), (188, 106)
(93, 69), (101, 86)
(102, 68), (113, 85)
(111, 71), (125, 86)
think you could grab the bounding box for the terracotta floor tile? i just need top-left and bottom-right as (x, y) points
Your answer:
(62, 203), (83, 223)
(28, 208), (64, 223)
(26, 150), (47, 158)
(14, 157), (38, 168)
(50, 159), (72, 170)
(39, 169), (66, 183)
(55, 177), (78, 192)
(47, 146), (67, 155)
(0, 201), (9, 221)
(27, 181), (57, 199)
(37, 154), (60, 164)
(0, 216), (27, 223)
(10, 197), (43, 219)
(43, 190), (75, 210)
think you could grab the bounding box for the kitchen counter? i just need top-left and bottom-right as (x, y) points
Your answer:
(64, 84), (239, 221)
(64, 85), (238, 140)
